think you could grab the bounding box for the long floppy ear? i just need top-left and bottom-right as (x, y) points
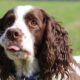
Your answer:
(0, 18), (2, 28)
(37, 9), (72, 80)
(0, 19), (16, 79)
(0, 46), (16, 80)
(0, 19), (1, 29)
(0, 18), (3, 36)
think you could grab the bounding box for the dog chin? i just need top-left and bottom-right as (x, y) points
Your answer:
(5, 48), (33, 60)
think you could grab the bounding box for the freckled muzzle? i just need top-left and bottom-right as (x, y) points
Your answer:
(4, 39), (32, 59)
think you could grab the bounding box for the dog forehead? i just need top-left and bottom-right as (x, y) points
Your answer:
(14, 5), (34, 17)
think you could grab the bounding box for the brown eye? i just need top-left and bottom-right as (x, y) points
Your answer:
(4, 16), (15, 27)
(7, 21), (11, 26)
(31, 19), (38, 26)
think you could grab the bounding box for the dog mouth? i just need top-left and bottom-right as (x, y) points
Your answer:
(3, 39), (32, 58)
(5, 41), (21, 52)
(7, 45), (21, 52)
(6, 43), (30, 55)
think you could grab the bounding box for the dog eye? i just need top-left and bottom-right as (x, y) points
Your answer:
(7, 21), (12, 26)
(4, 16), (15, 27)
(31, 19), (38, 26)
(7, 18), (13, 26)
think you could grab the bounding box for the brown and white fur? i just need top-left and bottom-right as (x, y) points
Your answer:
(0, 5), (80, 80)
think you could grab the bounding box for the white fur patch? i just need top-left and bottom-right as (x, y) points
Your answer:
(14, 57), (39, 78)
(73, 56), (80, 63)
(9, 5), (38, 77)
(70, 63), (80, 76)
(11, 5), (35, 57)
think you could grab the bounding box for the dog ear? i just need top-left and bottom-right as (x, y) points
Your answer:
(0, 18), (3, 36)
(37, 9), (72, 80)
(0, 18), (1, 27)
(0, 46), (16, 80)
(0, 18), (2, 32)
(0, 17), (16, 80)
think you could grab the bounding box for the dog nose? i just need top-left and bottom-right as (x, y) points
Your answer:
(6, 28), (21, 40)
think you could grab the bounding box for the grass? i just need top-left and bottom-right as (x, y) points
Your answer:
(0, 0), (80, 55)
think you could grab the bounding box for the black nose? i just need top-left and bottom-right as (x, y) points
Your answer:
(6, 28), (21, 41)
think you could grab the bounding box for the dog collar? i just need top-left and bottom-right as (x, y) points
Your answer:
(21, 72), (40, 80)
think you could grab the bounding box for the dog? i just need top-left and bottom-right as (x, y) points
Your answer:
(0, 5), (80, 80)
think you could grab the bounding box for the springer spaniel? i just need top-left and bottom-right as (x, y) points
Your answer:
(0, 5), (80, 80)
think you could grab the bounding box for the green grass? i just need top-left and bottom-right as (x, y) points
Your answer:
(0, 0), (80, 55)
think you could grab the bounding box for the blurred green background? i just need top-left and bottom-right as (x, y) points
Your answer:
(0, 0), (80, 55)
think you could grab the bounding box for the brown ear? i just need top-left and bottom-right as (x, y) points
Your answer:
(0, 18), (1, 26)
(37, 9), (72, 80)
(0, 46), (16, 80)
(0, 19), (2, 34)
(0, 19), (3, 36)
(0, 18), (16, 79)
